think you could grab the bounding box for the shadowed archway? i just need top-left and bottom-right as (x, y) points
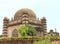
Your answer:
(12, 29), (18, 37)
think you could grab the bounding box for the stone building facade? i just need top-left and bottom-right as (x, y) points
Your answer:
(48, 30), (59, 36)
(2, 8), (47, 38)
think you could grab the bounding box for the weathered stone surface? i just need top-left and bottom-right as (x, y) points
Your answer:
(0, 40), (33, 44)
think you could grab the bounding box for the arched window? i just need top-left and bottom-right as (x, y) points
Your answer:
(12, 29), (18, 37)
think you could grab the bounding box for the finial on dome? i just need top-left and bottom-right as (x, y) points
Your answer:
(11, 18), (13, 21)
(4, 16), (8, 19)
(38, 18), (39, 20)
(43, 16), (46, 19)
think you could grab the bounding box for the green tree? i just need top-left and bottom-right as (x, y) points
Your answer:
(50, 33), (55, 39)
(18, 24), (37, 36)
(27, 24), (37, 36)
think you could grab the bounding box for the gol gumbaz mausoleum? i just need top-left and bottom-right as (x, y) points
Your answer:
(2, 8), (59, 38)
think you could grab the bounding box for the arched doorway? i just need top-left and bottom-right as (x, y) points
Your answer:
(12, 29), (18, 37)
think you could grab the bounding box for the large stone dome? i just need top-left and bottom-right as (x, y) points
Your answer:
(14, 8), (36, 20)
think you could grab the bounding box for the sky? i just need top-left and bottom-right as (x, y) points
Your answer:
(0, 0), (60, 35)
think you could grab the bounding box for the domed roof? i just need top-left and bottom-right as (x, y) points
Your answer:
(14, 8), (36, 19)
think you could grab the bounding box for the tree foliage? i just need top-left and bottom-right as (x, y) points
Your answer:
(50, 33), (55, 39)
(18, 24), (37, 36)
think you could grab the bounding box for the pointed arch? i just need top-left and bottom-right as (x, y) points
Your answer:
(12, 29), (18, 37)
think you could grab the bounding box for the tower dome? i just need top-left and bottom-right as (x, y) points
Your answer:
(14, 8), (36, 20)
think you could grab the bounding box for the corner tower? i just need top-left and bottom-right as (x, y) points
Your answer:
(2, 16), (9, 38)
(41, 16), (47, 36)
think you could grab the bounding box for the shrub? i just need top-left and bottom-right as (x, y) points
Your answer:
(18, 24), (37, 36)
